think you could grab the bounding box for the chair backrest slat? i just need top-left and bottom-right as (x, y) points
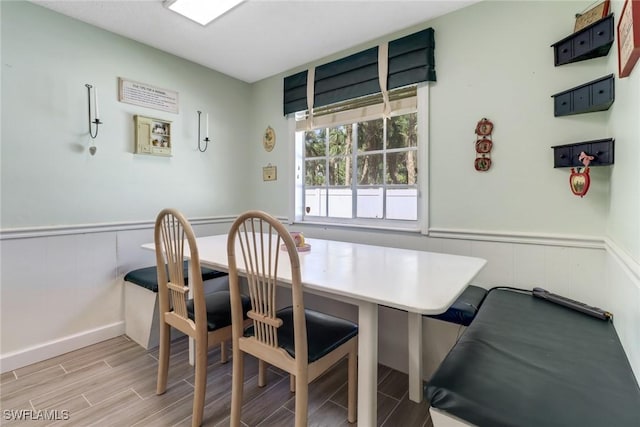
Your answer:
(228, 210), (358, 426)
(228, 211), (305, 356)
(154, 208), (205, 336)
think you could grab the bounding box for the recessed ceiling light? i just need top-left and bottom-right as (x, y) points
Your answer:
(164, 0), (245, 26)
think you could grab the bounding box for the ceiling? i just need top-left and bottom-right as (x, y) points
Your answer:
(31, 0), (479, 84)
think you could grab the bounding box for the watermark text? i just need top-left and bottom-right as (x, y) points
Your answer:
(3, 409), (70, 421)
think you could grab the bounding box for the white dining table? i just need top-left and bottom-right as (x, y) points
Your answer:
(143, 234), (486, 427)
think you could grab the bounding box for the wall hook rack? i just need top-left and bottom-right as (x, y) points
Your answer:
(551, 138), (614, 168)
(197, 110), (210, 152)
(85, 84), (103, 139)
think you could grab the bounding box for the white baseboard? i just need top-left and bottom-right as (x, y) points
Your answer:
(0, 321), (125, 373)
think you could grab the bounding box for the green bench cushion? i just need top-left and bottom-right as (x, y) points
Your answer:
(424, 285), (487, 326)
(425, 288), (640, 427)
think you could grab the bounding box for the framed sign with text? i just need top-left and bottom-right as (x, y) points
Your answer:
(118, 78), (179, 113)
(574, 0), (610, 32)
(618, 0), (640, 78)
(262, 164), (277, 181)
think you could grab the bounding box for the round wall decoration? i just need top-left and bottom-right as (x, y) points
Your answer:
(263, 126), (276, 152)
(475, 118), (494, 136)
(475, 138), (493, 153)
(474, 157), (492, 171)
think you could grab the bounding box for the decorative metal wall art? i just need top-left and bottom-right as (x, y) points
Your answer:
(474, 118), (493, 171)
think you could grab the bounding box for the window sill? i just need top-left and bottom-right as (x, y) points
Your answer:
(292, 218), (422, 234)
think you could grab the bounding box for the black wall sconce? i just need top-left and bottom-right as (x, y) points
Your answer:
(197, 110), (210, 152)
(85, 84), (103, 139)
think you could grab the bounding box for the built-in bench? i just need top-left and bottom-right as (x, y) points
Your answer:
(124, 262), (228, 349)
(425, 288), (640, 427)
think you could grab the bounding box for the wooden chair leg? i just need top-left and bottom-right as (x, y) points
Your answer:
(347, 349), (357, 423)
(220, 341), (228, 364)
(156, 322), (171, 395)
(290, 374), (295, 392)
(293, 373), (308, 427)
(192, 341), (208, 427)
(258, 360), (267, 387)
(230, 349), (245, 427)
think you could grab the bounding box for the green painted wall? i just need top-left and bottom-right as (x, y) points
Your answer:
(1, 1), (252, 228)
(248, 1), (639, 263)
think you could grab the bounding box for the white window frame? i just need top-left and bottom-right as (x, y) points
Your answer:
(289, 84), (429, 234)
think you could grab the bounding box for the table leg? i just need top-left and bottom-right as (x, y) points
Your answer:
(408, 312), (423, 402)
(358, 301), (378, 427)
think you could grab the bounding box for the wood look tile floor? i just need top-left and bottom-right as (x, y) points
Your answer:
(0, 335), (433, 426)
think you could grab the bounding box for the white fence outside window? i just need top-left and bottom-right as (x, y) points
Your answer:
(305, 188), (417, 220)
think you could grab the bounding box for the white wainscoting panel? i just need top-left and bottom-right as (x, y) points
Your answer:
(115, 227), (157, 278)
(605, 241), (640, 380)
(1, 231), (123, 371)
(1, 221), (637, 385)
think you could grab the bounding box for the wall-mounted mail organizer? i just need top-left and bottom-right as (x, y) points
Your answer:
(551, 74), (614, 117)
(551, 14), (614, 66)
(551, 138), (614, 168)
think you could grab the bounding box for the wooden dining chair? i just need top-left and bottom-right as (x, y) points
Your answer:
(227, 210), (358, 426)
(154, 208), (251, 427)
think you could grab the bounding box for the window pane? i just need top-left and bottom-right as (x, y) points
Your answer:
(328, 125), (352, 156)
(305, 160), (325, 186)
(386, 188), (417, 220)
(305, 129), (326, 157)
(296, 89), (422, 226)
(305, 188), (327, 216)
(357, 187), (383, 218)
(386, 150), (418, 185)
(357, 154), (383, 185)
(329, 157), (352, 186)
(357, 119), (383, 152)
(327, 188), (352, 218)
(387, 113), (417, 149)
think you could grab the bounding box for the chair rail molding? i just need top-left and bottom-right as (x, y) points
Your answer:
(605, 237), (640, 283)
(0, 215), (238, 240)
(428, 227), (605, 249)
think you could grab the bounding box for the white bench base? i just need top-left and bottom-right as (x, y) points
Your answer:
(124, 276), (229, 350)
(430, 408), (475, 427)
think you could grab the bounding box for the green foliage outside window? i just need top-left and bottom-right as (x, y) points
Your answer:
(303, 111), (418, 219)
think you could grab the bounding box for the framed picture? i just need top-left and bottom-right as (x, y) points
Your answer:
(133, 115), (172, 156)
(574, 0), (610, 32)
(618, 0), (640, 78)
(262, 165), (277, 181)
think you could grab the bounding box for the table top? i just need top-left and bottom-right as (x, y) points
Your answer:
(144, 234), (486, 315)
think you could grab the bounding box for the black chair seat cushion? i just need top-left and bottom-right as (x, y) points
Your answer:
(186, 291), (251, 332)
(425, 285), (488, 326)
(246, 307), (358, 363)
(124, 261), (227, 292)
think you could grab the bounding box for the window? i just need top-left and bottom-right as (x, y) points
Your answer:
(292, 85), (428, 231)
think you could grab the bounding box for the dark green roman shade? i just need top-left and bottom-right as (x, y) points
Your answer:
(283, 28), (435, 116)
(283, 70), (308, 118)
(314, 47), (380, 110)
(388, 28), (436, 89)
